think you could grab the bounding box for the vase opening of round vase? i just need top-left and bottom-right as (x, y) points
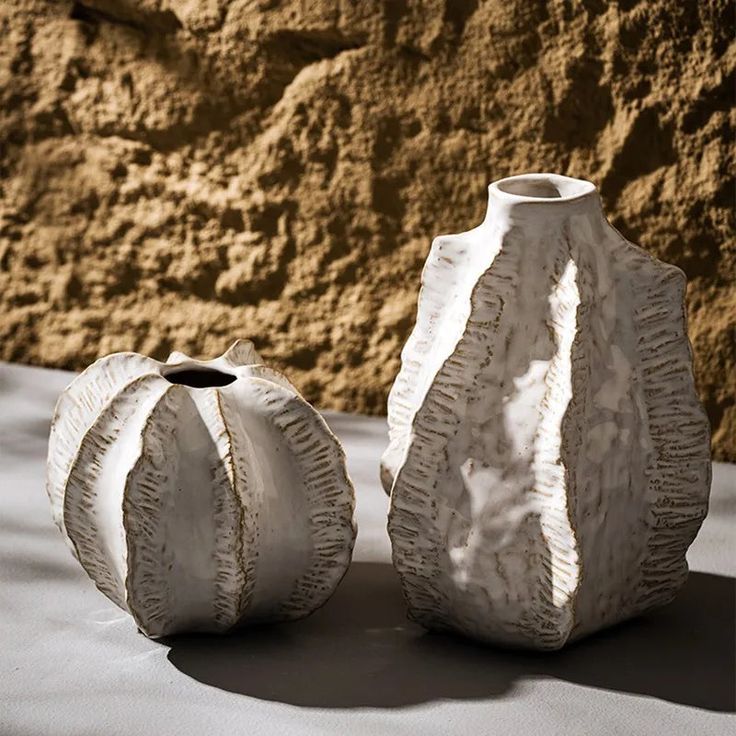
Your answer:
(382, 172), (711, 651)
(162, 366), (237, 388)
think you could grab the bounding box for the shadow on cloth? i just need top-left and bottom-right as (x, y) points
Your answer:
(164, 562), (736, 711)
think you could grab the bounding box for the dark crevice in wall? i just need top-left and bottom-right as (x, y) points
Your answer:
(70, 1), (182, 35)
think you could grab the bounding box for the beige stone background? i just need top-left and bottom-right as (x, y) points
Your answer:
(0, 0), (733, 459)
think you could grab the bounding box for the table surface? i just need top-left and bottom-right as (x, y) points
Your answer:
(1, 361), (734, 736)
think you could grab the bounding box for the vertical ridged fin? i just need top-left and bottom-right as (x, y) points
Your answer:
(62, 373), (169, 608)
(244, 379), (356, 620)
(527, 255), (581, 648)
(195, 389), (260, 629)
(47, 353), (161, 547)
(122, 385), (183, 637)
(381, 228), (494, 493)
(629, 256), (711, 608)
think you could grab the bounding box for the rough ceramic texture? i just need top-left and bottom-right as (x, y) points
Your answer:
(382, 173), (712, 650)
(0, 1), (732, 461)
(47, 340), (356, 637)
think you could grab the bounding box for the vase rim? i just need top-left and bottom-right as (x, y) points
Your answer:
(489, 173), (597, 205)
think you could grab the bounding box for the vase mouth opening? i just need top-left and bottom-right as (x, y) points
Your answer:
(490, 173), (596, 204)
(162, 366), (237, 388)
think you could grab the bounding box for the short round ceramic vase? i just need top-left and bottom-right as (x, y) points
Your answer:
(47, 340), (356, 637)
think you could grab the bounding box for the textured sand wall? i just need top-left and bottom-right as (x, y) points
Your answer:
(0, 0), (733, 460)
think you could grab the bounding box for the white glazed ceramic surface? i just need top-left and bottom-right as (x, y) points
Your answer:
(382, 173), (711, 650)
(47, 340), (356, 637)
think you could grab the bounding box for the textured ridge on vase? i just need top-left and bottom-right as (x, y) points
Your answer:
(208, 389), (259, 628)
(123, 384), (184, 636)
(47, 353), (162, 549)
(382, 173), (711, 650)
(47, 339), (356, 637)
(62, 373), (169, 609)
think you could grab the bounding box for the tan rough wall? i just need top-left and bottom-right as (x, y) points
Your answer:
(0, 0), (733, 459)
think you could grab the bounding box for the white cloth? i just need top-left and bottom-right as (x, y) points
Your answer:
(1, 361), (734, 735)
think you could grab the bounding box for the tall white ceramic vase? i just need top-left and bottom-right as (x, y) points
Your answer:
(382, 173), (711, 650)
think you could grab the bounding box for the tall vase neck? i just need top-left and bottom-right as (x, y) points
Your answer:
(484, 173), (603, 227)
